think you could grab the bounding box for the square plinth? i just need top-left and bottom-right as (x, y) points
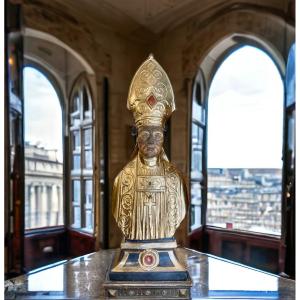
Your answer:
(109, 248), (189, 281)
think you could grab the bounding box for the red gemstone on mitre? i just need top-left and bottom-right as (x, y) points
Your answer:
(146, 95), (157, 108)
(144, 254), (154, 265)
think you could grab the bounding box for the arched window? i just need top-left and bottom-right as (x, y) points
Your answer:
(205, 46), (284, 235)
(69, 76), (94, 232)
(24, 66), (63, 229)
(190, 71), (206, 231)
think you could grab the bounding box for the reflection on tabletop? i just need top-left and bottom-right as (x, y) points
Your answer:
(5, 248), (295, 299)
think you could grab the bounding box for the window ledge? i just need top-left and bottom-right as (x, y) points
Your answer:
(25, 225), (66, 236)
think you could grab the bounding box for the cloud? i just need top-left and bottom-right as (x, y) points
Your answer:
(207, 46), (284, 169)
(209, 46), (282, 98)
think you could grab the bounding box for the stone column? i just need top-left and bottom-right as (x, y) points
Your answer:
(41, 185), (48, 227)
(51, 184), (57, 226)
(36, 185), (41, 227)
(58, 185), (63, 225)
(30, 185), (36, 228)
(24, 184), (29, 229)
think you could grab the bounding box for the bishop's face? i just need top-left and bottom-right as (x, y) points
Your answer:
(137, 126), (164, 159)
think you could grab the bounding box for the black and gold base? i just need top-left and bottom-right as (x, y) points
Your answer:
(103, 239), (191, 299)
(103, 276), (192, 299)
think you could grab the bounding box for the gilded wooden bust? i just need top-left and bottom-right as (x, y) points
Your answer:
(112, 55), (187, 241)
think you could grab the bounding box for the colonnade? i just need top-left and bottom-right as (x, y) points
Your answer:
(25, 183), (63, 229)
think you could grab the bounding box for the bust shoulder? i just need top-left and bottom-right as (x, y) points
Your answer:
(162, 159), (181, 176)
(123, 158), (136, 170)
(114, 156), (137, 182)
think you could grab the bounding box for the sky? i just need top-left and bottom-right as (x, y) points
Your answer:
(24, 67), (63, 162)
(207, 46), (284, 169)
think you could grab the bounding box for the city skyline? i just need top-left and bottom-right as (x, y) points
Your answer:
(190, 166), (282, 235)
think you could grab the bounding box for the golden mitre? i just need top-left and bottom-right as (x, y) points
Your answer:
(127, 54), (175, 127)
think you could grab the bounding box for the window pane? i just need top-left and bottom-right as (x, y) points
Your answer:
(71, 93), (80, 126)
(83, 87), (91, 119)
(24, 67), (64, 229)
(84, 180), (93, 231)
(73, 155), (81, 170)
(72, 206), (81, 228)
(71, 115), (80, 127)
(191, 123), (203, 180)
(286, 44), (295, 107)
(192, 123), (198, 141)
(9, 115), (17, 172)
(206, 46), (283, 235)
(192, 82), (205, 123)
(84, 150), (92, 169)
(85, 210), (93, 230)
(72, 130), (80, 150)
(72, 180), (80, 204)
(190, 181), (202, 231)
(85, 180), (93, 209)
(287, 111), (295, 170)
(72, 180), (81, 228)
(72, 92), (80, 113)
(84, 128), (92, 147)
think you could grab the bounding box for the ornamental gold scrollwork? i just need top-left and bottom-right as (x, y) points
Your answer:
(118, 170), (135, 236)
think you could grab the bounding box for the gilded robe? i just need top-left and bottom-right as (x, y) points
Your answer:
(112, 152), (186, 240)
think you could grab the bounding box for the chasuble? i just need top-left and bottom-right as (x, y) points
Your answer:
(112, 152), (186, 240)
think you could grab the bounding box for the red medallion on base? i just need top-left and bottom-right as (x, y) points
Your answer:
(139, 249), (159, 271)
(144, 254), (154, 265)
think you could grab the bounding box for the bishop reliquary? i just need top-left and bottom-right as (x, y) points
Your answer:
(104, 55), (191, 299)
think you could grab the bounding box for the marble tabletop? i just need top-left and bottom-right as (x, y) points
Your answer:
(5, 248), (295, 299)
